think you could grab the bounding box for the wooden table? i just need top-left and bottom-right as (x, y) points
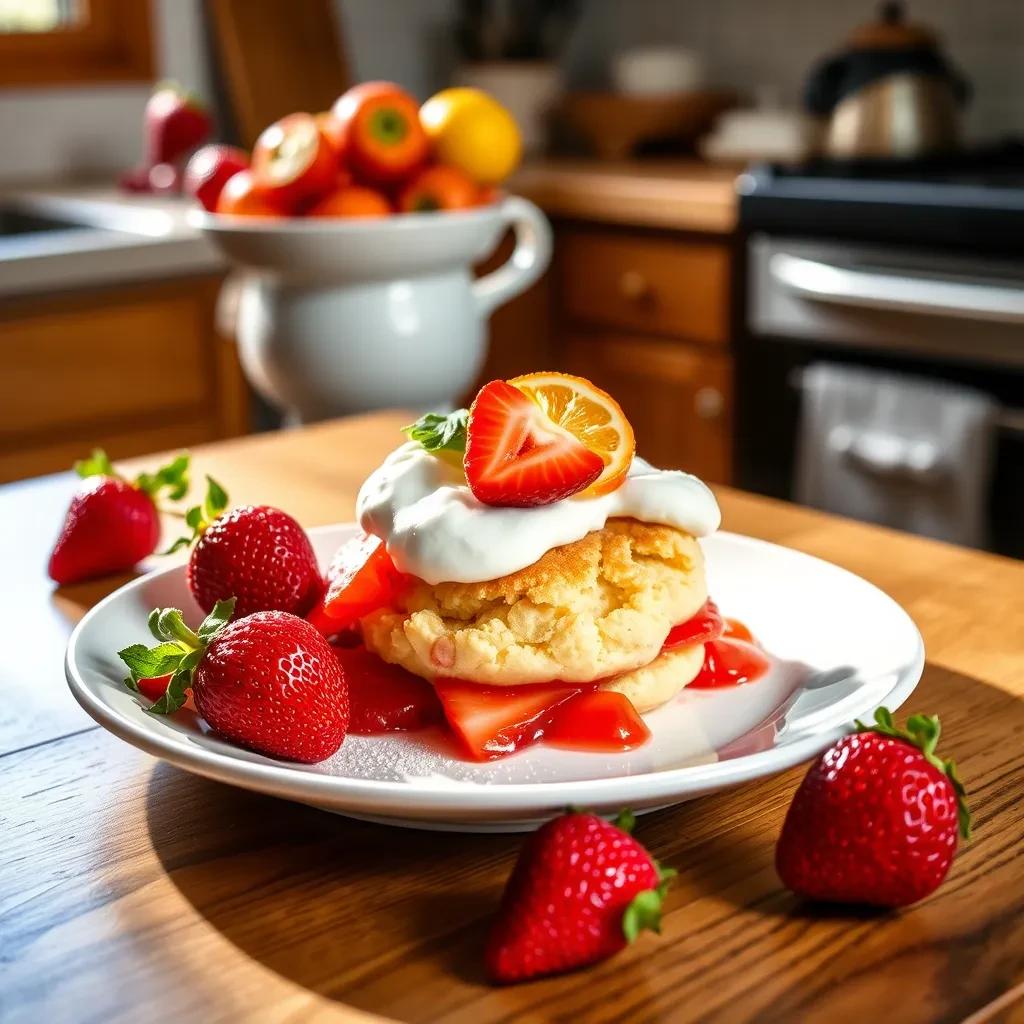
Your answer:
(3, 411), (1024, 1024)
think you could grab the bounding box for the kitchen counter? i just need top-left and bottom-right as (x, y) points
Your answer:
(511, 158), (740, 234)
(0, 183), (223, 298)
(3, 411), (1024, 1023)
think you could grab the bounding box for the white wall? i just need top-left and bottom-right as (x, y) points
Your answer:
(0, 0), (213, 183)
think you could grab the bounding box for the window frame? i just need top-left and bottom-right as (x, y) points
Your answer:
(0, 0), (154, 88)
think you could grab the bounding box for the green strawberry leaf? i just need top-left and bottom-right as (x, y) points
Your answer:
(197, 597), (237, 642)
(74, 448), (118, 480)
(161, 476), (230, 556)
(612, 809), (637, 834)
(403, 409), (469, 456)
(856, 706), (972, 841)
(148, 650), (202, 715)
(117, 642), (185, 679)
(622, 862), (675, 944)
(136, 453), (191, 501)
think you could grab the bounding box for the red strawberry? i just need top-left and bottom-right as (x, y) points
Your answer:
(335, 645), (442, 734)
(307, 532), (402, 635)
(487, 810), (674, 983)
(119, 599), (349, 763)
(144, 81), (212, 166)
(183, 144), (249, 212)
(776, 707), (971, 908)
(48, 449), (190, 585)
(433, 678), (585, 760)
(168, 477), (322, 619)
(464, 380), (603, 507)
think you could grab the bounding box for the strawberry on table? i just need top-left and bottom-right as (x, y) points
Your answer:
(167, 477), (322, 619)
(48, 448), (190, 585)
(119, 598), (349, 763)
(464, 379), (604, 507)
(776, 707), (971, 908)
(487, 810), (674, 983)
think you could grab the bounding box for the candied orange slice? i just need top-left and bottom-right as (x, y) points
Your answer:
(509, 372), (635, 496)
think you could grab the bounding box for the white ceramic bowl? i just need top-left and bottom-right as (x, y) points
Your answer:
(191, 196), (552, 422)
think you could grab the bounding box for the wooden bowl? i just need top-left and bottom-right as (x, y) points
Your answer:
(561, 90), (737, 160)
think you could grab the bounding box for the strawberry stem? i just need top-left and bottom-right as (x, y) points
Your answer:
(856, 707), (972, 840)
(622, 862), (675, 943)
(162, 475), (229, 554)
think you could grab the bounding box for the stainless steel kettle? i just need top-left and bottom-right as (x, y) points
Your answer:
(804, 2), (969, 160)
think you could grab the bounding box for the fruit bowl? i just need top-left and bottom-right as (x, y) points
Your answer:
(193, 195), (551, 422)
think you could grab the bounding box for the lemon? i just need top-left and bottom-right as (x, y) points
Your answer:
(420, 88), (522, 186)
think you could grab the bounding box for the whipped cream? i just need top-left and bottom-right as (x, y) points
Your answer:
(356, 442), (721, 585)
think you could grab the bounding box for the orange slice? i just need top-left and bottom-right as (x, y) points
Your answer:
(509, 372), (635, 496)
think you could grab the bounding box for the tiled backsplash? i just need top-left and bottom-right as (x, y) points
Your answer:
(563, 0), (1024, 141)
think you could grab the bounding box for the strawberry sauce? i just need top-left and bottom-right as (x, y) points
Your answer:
(335, 601), (768, 758)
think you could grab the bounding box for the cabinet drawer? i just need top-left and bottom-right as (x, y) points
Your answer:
(0, 283), (210, 438)
(559, 230), (730, 344)
(564, 333), (732, 483)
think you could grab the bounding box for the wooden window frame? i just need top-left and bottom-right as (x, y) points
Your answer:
(0, 0), (154, 87)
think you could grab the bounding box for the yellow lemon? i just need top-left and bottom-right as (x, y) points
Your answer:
(420, 88), (522, 186)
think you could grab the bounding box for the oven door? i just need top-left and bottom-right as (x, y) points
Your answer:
(738, 234), (1024, 557)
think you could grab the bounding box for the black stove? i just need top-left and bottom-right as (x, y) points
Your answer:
(738, 141), (1024, 252)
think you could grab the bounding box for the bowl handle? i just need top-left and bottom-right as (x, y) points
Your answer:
(472, 196), (553, 318)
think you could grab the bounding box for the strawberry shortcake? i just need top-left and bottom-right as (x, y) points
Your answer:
(309, 372), (729, 760)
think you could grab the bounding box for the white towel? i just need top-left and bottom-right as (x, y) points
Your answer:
(795, 364), (997, 547)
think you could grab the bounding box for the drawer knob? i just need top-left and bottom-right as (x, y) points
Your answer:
(694, 386), (724, 420)
(619, 269), (651, 302)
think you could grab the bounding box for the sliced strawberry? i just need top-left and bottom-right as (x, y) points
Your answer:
(464, 380), (604, 507)
(309, 532), (402, 634)
(545, 690), (651, 752)
(433, 678), (585, 760)
(661, 599), (724, 651)
(334, 646), (443, 734)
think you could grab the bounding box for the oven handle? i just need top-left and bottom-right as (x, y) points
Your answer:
(769, 252), (1024, 324)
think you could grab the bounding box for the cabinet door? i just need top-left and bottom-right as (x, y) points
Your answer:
(565, 333), (732, 483)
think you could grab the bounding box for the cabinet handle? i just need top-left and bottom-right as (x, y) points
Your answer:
(619, 269), (651, 302)
(694, 386), (724, 420)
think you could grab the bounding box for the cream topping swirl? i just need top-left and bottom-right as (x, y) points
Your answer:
(355, 442), (721, 585)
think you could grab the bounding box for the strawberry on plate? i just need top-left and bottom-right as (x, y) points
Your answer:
(487, 810), (674, 983)
(307, 532), (402, 635)
(184, 144), (249, 212)
(464, 380), (604, 507)
(48, 448), (190, 585)
(167, 477), (322, 619)
(433, 678), (585, 760)
(119, 599), (349, 763)
(776, 707), (971, 907)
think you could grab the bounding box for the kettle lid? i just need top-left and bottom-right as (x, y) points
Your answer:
(847, 2), (940, 51)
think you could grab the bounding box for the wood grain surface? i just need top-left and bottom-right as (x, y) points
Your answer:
(3, 411), (1024, 1024)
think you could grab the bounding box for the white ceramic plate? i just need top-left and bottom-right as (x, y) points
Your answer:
(66, 525), (924, 832)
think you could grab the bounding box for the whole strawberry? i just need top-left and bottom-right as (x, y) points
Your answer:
(145, 81), (212, 167)
(776, 707), (970, 908)
(486, 810), (674, 983)
(48, 449), (190, 585)
(119, 599), (349, 763)
(168, 477), (322, 619)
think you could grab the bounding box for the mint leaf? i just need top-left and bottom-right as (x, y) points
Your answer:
(403, 410), (468, 456)
(75, 448), (117, 480)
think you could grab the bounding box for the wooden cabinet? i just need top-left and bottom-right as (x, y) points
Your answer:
(0, 275), (249, 483)
(564, 334), (731, 481)
(559, 228), (730, 345)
